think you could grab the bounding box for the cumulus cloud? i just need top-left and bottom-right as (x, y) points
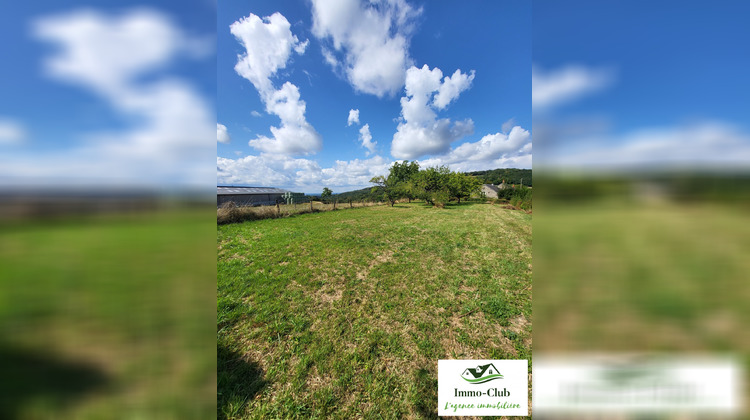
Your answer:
(231, 12), (321, 156)
(0, 118), (27, 144)
(15, 8), (215, 187)
(347, 108), (360, 126)
(217, 123), (230, 144)
(532, 64), (614, 111)
(230, 12), (308, 97)
(310, 0), (421, 97)
(359, 124), (377, 155)
(248, 82), (322, 155)
(217, 153), (391, 192)
(433, 69), (475, 109)
(418, 126), (532, 172)
(391, 64), (475, 159)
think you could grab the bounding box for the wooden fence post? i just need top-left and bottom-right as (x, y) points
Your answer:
(276, 202), (280, 216)
(310, 200), (313, 212)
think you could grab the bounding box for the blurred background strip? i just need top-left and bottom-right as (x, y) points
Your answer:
(0, 1), (216, 418)
(533, 0), (749, 418)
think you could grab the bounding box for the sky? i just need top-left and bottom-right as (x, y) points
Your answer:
(4, 1), (745, 193)
(532, 0), (750, 172)
(0, 0), (216, 190)
(217, 0), (531, 194)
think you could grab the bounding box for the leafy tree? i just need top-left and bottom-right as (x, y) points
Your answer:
(369, 175), (399, 206)
(390, 161), (420, 184)
(369, 161), (421, 206)
(321, 187), (332, 202)
(414, 166), (451, 206)
(449, 172), (482, 203)
(399, 179), (420, 203)
(389, 160), (420, 203)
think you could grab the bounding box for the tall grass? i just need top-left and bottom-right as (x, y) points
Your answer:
(489, 186), (532, 211)
(217, 200), (384, 224)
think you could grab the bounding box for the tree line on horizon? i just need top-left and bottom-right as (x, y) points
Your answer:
(324, 165), (531, 204)
(466, 168), (531, 187)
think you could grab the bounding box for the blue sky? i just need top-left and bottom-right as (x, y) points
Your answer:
(0, 0), (216, 189)
(532, 0), (750, 170)
(217, 0), (531, 193)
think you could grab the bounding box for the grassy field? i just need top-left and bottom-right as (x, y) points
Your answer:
(0, 209), (216, 419)
(218, 201), (532, 419)
(534, 199), (750, 354)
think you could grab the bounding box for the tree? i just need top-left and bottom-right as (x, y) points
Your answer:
(389, 161), (420, 203)
(390, 160), (420, 184)
(414, 166), (451, 206)
(369, 175), (398, 206)
(449, 172), (482, 204)
(321, 187), (332, 202)
(369, 161), (421, 207)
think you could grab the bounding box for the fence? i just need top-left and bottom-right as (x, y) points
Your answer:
(217, 200), (384, 224)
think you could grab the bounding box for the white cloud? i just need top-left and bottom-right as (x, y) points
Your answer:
(32, 8), (210, 97)
(539, 121), (750, 170)
(248, 82), (322, 155)
(433, 69), (475, 109)
(310, 0), (421, 97)
(532, 64), (614, 111)
(295, 39), (309, 55)
(217, 153), (391, 192)
(230, 12), (307, 97)
(16, 8), (215, 188)
(251, 110), (262, 117)
(347, 108), (360, 126)
(217, 123), (230, 144)
(359, 123), (376, 155)
(391, 64), (475, 159)
(417, 125), (532, 172)
(230, 13), (321, 156)
(321, 46), (339, 69)
(501, 118), (516, 134)
(0, 118), (27, 144)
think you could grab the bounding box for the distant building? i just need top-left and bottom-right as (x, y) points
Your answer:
(482, 181), (514, 198)
(481, 184), (500, 198)
(217, 186), (304, 207)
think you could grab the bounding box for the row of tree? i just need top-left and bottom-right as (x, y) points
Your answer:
(369, 161), (482, 207)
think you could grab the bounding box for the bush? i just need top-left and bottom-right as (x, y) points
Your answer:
(432, 190), (449, 208)
(217, 202), (242, 224)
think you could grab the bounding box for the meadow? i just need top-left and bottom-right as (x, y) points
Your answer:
(217, 201), (532, 419)
(0, 208), (217, 419)
(534, 197), (750, 354)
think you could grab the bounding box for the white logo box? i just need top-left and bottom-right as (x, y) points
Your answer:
(533, 354), (742, 415)
(438, 359), (529, 416)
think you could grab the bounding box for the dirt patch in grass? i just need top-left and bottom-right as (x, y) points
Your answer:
(315, 285), (343, 304)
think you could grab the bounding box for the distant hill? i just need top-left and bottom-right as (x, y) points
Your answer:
(331, 187), (376, 202)
(466, 168), (531, 186)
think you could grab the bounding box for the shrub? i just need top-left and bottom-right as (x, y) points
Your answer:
(218, 202), (242, 224)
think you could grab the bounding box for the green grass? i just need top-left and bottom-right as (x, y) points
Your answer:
(0, 208), (216, 419)
(217, 202), (532, 419)
(534, 199), (750, 353)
